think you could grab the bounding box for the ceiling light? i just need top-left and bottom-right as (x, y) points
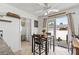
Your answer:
(44, 9), (59, 15)
(44, 12), (48, 15)
(48, 9), (59, 13)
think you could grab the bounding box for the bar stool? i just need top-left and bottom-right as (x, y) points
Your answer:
(32, 34), (48, 55)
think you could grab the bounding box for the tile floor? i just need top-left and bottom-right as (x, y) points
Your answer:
(15, 41), (32, 55)
(49, 45), (70, 55)
(15, 41), (71, 55)
(0, 39), (14, 55)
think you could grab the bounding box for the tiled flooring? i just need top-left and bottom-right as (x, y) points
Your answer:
(49, 46), (70, 55)
(15, 41), (32, 55)
(0, 39), (74, 55)
(0, 39), (14, 55)
(15, 41), (70, 55)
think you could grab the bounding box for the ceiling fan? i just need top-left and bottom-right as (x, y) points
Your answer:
(36, 3), (59, 16)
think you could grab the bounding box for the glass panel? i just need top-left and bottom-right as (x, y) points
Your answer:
(48, 19), (56, 53)
(56, 16), (68, 48)
(48, 15), (70, 55)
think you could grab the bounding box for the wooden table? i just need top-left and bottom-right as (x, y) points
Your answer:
(73, 38), (79, 55)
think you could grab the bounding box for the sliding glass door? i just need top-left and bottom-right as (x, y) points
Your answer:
(48, 15), (72, 55)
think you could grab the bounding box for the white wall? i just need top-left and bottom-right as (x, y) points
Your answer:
(0, 16), (21, 52)
(31, 19), (38, 35)
(38, 17), (43, 34)
(0, 3), (38, 35)
(0, 3), (38, 52)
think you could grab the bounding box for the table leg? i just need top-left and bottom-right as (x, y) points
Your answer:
(45, 39), (48, 55)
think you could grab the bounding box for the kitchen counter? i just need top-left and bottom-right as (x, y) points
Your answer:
(0, 39), (14, 55)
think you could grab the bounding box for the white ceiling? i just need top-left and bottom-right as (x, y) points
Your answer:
(7, 3), (79, 16)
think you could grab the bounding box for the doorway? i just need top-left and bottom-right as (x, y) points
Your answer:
(15, 18), (32, 55)
(21, 18), (32, 53)
(48, 15), (70, 55)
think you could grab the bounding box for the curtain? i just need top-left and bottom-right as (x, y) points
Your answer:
(67, 13), (75, 54)
(67, 13), (75, 35)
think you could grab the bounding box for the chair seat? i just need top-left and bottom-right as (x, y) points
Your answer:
(35, 41), (44, 45)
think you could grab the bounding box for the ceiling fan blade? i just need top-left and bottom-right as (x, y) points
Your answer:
(37, 3), (59, 16)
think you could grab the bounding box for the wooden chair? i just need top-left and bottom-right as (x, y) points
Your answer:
(32, 34), (48, 55)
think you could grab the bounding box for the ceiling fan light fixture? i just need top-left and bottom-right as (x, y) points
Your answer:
(48, 9), (59, 13)
(44, 12), (48, 15)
